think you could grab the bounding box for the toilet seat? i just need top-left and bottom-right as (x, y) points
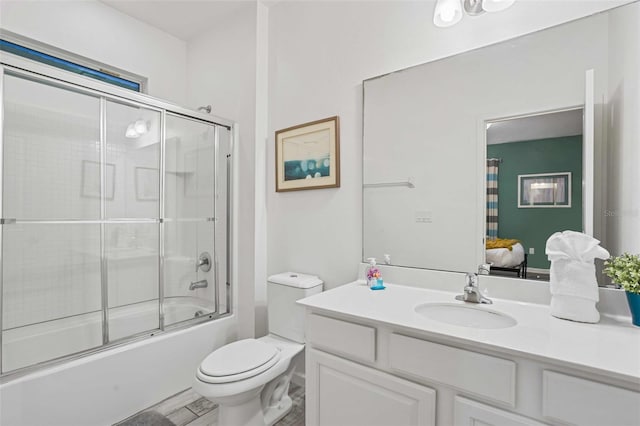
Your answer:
(197, 339), (281, 384)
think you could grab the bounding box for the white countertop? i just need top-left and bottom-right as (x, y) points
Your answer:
(298, 281), (640, 384)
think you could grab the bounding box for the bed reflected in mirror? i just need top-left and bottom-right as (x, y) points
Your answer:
(484, 108), (584, 281)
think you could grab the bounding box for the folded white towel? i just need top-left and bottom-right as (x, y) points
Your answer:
(546, 230), (609, 263)
(548, 258), (600, 300)
(550, 295), (601, 323)
(545, 231), (609, 323)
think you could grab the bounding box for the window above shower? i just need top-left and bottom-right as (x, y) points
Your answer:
(0, 30), (147, 93)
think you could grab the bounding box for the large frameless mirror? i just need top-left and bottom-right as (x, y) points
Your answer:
(363, 2), (639, 286)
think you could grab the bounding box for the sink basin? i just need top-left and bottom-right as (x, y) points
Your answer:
(414, 303), (517, 329)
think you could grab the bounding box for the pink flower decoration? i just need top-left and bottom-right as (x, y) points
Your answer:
(367, 267), (380, 280)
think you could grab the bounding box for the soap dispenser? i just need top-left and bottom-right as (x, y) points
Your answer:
(366, 258), (380, 288)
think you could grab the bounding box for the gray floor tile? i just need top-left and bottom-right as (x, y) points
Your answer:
(116, 411), (176, 426)
(186, 397), (217, 416)
(167, 407), (198, 426)
(120, 382), (304, 426)
(184, 407), (218, 426)
(153, 389), (202, 416)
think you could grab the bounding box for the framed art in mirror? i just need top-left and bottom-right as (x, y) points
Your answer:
(81, 160), (115, 200)
(518, 172), (571, 208)
(275, 116), (340, 192)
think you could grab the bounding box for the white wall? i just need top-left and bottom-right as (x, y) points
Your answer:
(185, 3), (259, 338)
(266, 0), (632, 290)
(606, 2), (640, 255)
(0, 0), (188, 104)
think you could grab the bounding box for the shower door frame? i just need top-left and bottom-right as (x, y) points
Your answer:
(0, 53), (235, 379)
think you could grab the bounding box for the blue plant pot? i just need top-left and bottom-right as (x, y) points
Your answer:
(626, 291), (640, 327)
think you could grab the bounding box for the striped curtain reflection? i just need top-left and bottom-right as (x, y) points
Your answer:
(486, 158), (500, 240)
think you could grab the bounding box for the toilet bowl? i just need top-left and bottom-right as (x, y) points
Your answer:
(193, 335), (303, 426)
(192, 272), (323, 426)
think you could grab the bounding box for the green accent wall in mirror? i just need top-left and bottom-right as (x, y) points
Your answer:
(487, 136), (583, 270)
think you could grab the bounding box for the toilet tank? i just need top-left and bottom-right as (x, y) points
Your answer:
(267, 272), (323, 343)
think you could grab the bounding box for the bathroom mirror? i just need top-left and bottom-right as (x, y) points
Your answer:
(363, 2), (639, 285)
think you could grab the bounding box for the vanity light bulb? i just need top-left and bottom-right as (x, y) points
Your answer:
(125, 123), (139, 139)
(441, 5), (456, 21)
(482, 0), (516, 13)
(134, 120), (148, 135)
(434, 0), (463, 27)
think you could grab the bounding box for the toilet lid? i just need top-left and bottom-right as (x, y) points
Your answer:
(199, 339), (280, 379)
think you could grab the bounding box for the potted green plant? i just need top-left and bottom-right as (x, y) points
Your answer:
(603, 253), (640, 327)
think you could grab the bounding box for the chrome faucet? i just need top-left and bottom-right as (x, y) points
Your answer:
(189, 279), (208, 290)
(455, 273), (492, 304)
(478, 263), (491, 275)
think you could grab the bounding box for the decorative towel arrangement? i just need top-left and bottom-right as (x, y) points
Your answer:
(486, 238), (519, 251)
(545, 231), (610, 323)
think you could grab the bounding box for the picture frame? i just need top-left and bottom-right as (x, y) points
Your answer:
(275, 116), (340, 192)
(518, 172), (571, 208)
(81, 160), (115, 200)
(135, 167), (159, 201)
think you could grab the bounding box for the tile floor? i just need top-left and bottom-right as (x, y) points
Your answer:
(115, 383), (305, 426)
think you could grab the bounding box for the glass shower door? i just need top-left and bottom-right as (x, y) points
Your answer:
(0, 63), (233, 376)
(1, 74), (103, 372)
(164, 114), (217, 326)
(104, 100), (161, 341)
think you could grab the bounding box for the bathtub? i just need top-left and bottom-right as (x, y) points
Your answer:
(0, 298), (236, 426)
(2, 297), (216, 372)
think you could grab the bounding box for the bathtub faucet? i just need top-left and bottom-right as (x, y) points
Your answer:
(189, 279), (208, 290)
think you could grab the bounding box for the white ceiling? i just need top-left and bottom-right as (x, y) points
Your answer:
(100, 0), (255, 41)
(487, 108), (583, 145)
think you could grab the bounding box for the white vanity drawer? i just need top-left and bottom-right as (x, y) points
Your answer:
(454, 396), (546, 426)
(389, 333), (516, 406)
(306, 314), (376, 363)
(542, 370), (640, 426)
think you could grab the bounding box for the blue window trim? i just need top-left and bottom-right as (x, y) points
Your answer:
(0, 39), (141, 92)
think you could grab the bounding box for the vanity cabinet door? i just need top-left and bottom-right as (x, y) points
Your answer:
(454, 396), (547, 426)
(306, 348), (436, 426)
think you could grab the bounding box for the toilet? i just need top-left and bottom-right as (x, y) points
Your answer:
(192, 272), (323, 426)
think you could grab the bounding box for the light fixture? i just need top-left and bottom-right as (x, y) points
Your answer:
(433, 0), (516, 28)
(433, 0), (463, 28)
(133, 119), (148, 135)
(125, 119), (149, 139)
(125, 123), (139, 139)
(481, 0), (516, 13)
(464, 0), (484, 15)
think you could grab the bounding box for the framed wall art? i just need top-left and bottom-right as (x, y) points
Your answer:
(518, 172), (571, 208)
(275, 116), (340, 192)
(81, 160), (115, 200)
(135, 167), (159, 201)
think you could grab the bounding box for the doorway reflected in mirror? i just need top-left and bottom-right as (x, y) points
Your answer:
(485, 108), (584, 282)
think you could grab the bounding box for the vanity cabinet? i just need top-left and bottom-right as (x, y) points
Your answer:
(306, 349), (436, 426)
(304, 312), (640, 426)
(454, 396), (546, 426)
